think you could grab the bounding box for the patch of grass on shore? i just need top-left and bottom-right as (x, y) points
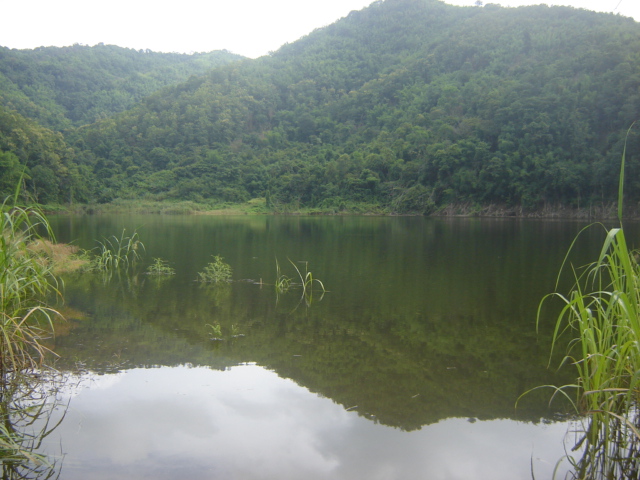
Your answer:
(41, 198), (271, 215)
(27, 239), (91, 274)
(40, 198), (630, 218)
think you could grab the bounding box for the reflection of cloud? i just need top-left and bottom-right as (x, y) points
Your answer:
(40, 365), (572, 480)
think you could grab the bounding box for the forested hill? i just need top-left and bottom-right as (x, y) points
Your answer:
(0, 44), (243, 131)
(2, 0), (640, 213)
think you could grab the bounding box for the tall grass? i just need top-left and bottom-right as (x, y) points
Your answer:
(0, 188), (60, 382)
(538, 125), (640, 478)
(91, 229), (144, 272)
(0, 185), (62, 473)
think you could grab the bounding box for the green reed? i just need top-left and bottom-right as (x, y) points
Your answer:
(536, 125), (640, 479)
(274, 258), (292, 293)
(274, 258), (326, 309)
(0, 185), (62, 472)
(288, 259), (326, 296)
(91, 229), (145, 272)
(0, 188), (60, 381)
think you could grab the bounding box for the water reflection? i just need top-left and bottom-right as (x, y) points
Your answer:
(42, 215), (623, 477)
(560, 412), (640, 480)
(0, 372), (67, 480)
(39, 365), (571, 480)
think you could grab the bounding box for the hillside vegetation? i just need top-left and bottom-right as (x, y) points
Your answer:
(1, 0), (639, 213)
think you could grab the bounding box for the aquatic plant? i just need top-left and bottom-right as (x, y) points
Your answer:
(231, 324), (243, 337)
(275, 258), (325, 296)
(206, 323), (222, 339)
(91, 229), (145, 272)
(146, 257), (175, 276)
(274, 258), (292, 293)
(535, 125), (640, 479)
(197, 255), (232, 283)
(273, 258), (326, 309)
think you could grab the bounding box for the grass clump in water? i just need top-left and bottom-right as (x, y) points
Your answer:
(146, 258), (175, 276)
(275, 258), (325, 296)
(197, 255), (232, 283)
(90, 229), (145, 272)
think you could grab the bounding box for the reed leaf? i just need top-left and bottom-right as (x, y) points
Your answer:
(0, 187), (63, 473)
(538, 127), (640, 479)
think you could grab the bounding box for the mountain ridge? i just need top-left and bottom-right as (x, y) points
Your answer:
(1, 0), (639, 212)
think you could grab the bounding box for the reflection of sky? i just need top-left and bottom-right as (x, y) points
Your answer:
(41, 365), (572, 480)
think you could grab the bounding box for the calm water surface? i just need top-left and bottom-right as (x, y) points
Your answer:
(36, 215), (632, 479)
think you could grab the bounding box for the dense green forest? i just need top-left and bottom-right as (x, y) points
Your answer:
(0, 44), (243, 130)
(1, 0), (639, 213)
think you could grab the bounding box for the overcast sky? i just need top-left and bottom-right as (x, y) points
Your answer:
(2, 0), (638, 59)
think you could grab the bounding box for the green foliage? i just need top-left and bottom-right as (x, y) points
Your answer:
(275, 258), (292, 293)
(275, 258), (326, 308)
(0, 44), (244, 130)
(197, 255), (232, 283)
(2, 1), (640, 212)
(90, 230), (145, 272)
(206, 323), (223, 339)
(0, 105), (92, 204)
(0, 187), (62, 470)
(533, 133), (640, 478)
(67, 1), (640, 212)
(146, 258), (175, 276)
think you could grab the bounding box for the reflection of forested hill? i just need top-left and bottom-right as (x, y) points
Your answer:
(52, 270), (570, 431)
(2, 0), (639, 212)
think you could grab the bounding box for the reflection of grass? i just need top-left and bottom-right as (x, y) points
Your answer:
(205, 323), (244, 341)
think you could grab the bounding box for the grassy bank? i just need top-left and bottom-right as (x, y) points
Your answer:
(41, 197), (388, 216)
(40, 197), (640, 219)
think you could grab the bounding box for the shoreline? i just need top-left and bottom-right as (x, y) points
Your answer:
(40, 200), (637, 220)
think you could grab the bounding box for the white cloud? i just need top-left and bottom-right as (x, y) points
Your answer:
(2, 0), (638, 58)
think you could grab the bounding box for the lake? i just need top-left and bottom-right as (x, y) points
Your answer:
(32, 215), (626, 479)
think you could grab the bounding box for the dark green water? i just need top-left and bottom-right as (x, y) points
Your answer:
(37, 215), (626, 479)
